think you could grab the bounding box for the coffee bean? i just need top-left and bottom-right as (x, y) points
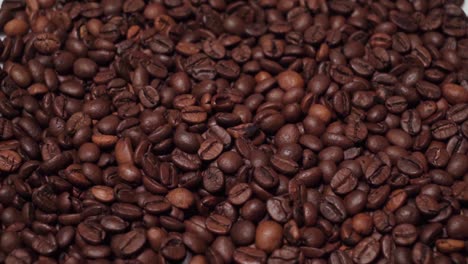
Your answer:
(345, 122), (368, 143)
(77, 222), (106, 245)
(111, 230), (146, 257)
(32, 185), (57, 213)
(230, 220), (255, 246)
(397, 155), (423, 177)
(416, 80), (441, 100)
(91, 185), (115, 203)
(100, 215), (128, 233)
(277, 70), (304, 91)
(320, 195), (347, 223)
(255, 220), (283, 253)
(166, 188), (194, 209)
(228, 183), (252, 205)
(198, 138), (223, 161)
(206, 214), (232, 235)
(266, 196), (292, 223)
(9, 65), (32, 89)
(431, 120), (458, 140)
(330, 168), (358, 195)
(392, 223), (418, 246)
(202, 167), (224, 193)
(270, 154), (299, 175)
(365, 160), (391, 186)
(181, 106), (208, 124)
(442, 83), (468, 104)
(352, 237), (380, 264)
(435, 238), (465, 253)
(415, 194), (440, 216)
(233, 247), (267, 264)
(31, 234), (58, 256)
(34, 33), (61, 54)
(400, 110), (422, 135)
(385, 189), (408, 213)
(73, 58), (98, 79)
(171, 149), (202, 171)
(160, 234), (186, 261)
(0, 150), (22, 172)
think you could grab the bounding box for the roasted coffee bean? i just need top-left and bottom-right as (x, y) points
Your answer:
(266, 197), (292, 223)
(330, 168), (358, 195)
(431, 120), (458, 140)
(202, 167), (224, 193)
(228, 183), (252, 205)
(392, 223), (418, 246)
(111, 230), (146, 257)
(365, 160), (391, 186)
(397, 156), (423, 177)
(233, 247), (267, 264)
(206, 214), (232, 235)
(400, 110), (422, 135)
(320, 195), (347, 223)
(34, 33), (61, 55)
(0, 149), (22, 172)
(352, 237), (380, 264)
(345, 122), (368, 143)
(198, 138), (223, 161)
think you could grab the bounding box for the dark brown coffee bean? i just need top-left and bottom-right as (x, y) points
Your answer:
(350, 58), (375, 76)
(100, 216), (128, 233)
(345, 122), (368, 143)
(365, 160), (391, 186)
(320, 195), (347, 223)
(202, 167), (224, 193)
(198, 138), (223, 161)
(166, 187), (194, 209)
(138, 85), (160, 108)
(31, 234), (58, 256)
(330, 168), (358, 195)
(228, 183), (252, 205)
(416, 81), (441, 100)
(216, 60), (240, 80)
(397, 155), (423, 177)
(171, 149), (202, 171)
(0, 149), (22, 172)
(385, 189), (408, 212)
(111, 229), (146, 257)
(181, 106), (208, 124)
(34, 33), (61, 54)
(392, 223), (418, 246)
(270, 154), (299, 175)
(205, 214), (232, 235)
(266, 196), (292, 223)
(352, 237), (380, 264)
(431, 120), (458, 140)
(426, 146), (449, 168)
(415, 194), (440, 216)
(233, 247), (267, 264)
(77, 222), (106, 245)
(400, 110), (422, 135)
(160, 234), (186, 261)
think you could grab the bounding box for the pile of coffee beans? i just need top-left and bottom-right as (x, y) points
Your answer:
(0, 0), (467, 263)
